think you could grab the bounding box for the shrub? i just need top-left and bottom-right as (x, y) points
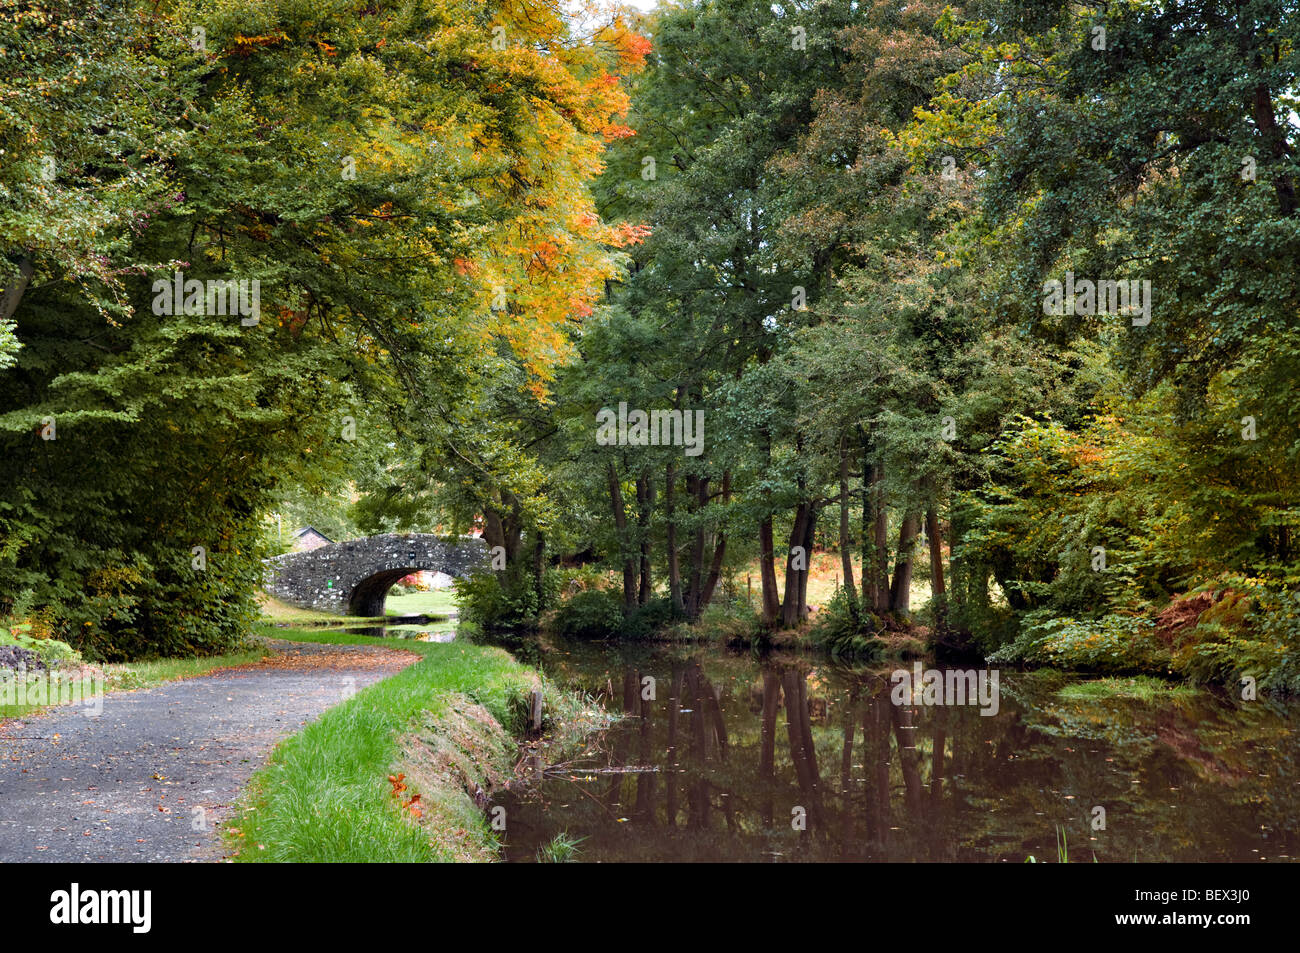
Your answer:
(621, 596), (681, 639)
(1171, 579), (1300, 694)
(810, 587), (881, 660)
(0, 622), (82, 668)
(454, 563), (542, 632)
(538, 832), (585, 863)
(667, 598), (762, 644)
(987, 611), (1171, 674)
(551, 588), (625, 639)
(553, 565), (609, 596)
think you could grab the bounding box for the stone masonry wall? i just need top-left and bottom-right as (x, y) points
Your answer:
(264, 534), (488, 615)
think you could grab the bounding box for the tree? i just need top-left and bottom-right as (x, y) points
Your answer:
(0, 0), (642, 655)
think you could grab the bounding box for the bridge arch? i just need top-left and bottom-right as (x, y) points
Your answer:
(263, 533), (487, 617)
(346, 567), (427, 617)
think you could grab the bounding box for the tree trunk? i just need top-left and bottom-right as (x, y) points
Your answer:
(948, 502), (983, 618)
(1250, 76), (1298, 217)
(781, 503), (811, 627)
(532, 530), (546, 610)
(685, 475), (708, 618)
(502, 495), (524, 562)
(607, 462), (636, 611)
(636, 477), (653, 605)
(860, 448), (872, 604)
(482, 508), (506, 570)
(889, 512), (919, 616)
(796, 502), (818, 620)
(926, 505), (945, 606)
(696, 471), (730, 614)
(839, 446), (858, 607)
(758, 430), (781, 626)
(758, 516), (781, 625)
(871, 464), (891, 613)
(665, 462), (684, 615)
(0, 255), (33, 323)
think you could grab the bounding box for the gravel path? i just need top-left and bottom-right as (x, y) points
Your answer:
(0, 639), (418, 863)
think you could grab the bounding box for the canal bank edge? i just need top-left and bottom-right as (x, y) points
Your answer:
(226, 627), (607, 862)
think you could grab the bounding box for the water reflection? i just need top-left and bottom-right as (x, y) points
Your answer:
(275, 613), (457, 642)
(338, 617), (457, 641)
(498, 641), (1300, 862)
(354, 624), (456, 642)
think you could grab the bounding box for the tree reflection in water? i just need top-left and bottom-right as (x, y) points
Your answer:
(496, 640), (1300, 863)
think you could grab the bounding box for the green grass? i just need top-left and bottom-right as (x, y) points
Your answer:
(537, 831), (586, 863)
(0, 647), (269, 720)
(1056, 675), (1199, 703)
(100, 651), (270, 690)
(229, 624), (594, 862)
(385, 587), (457, 617)
(257, 592), (355, 624)
(259, 589), (453, 626)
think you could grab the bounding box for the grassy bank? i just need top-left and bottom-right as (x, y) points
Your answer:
(0, 647), (271, 721)
(228, 625), (605, 862)
(259, 589), (454, 624)
(257, 592), (383, 625)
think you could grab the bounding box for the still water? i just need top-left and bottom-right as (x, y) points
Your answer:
(335, 615), (459, 642)
(488, 637), (1300, 863)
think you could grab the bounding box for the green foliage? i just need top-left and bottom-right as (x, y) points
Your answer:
(661, 598), (763, 645)
(454, 565), (547, 633)
(810, 587), (882, 661)
(0, 0), (638, 658)
(550, 588), (624, 640)
(0, 622), (81, 668)
(1171, 580), (1300, 695)
(4, 0), (1296, 698)
(960, 413), (1135, 619)
(986, 579), (1300, 694)
(622, 596), (682, 639)
(549, 589), (681, 641)
(964, 363), (1300, 689)
(988, 612), (1172, 676)
(1056, 676), (1197, 704)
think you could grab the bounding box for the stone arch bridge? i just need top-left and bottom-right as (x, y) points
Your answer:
(264, 534), (488, 616)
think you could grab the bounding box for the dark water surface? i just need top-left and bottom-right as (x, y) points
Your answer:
(487, 637), (1300, 863)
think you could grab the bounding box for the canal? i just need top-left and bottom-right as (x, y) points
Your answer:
(488, 636), (1299, 863)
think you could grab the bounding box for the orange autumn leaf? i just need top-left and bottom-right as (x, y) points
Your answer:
(601, 123), (636, 142)
(618, 32), (652, 69)
(611, 221), (652, 247)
